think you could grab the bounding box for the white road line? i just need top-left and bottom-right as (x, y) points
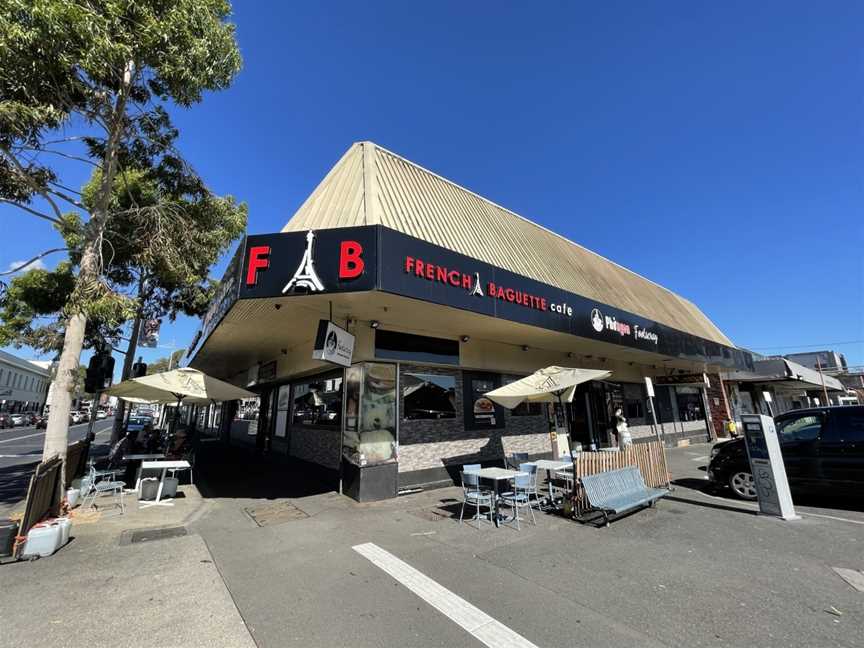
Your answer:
(690, 456), (709, 462)
(0, 432), (45, 444)
(803, 512), (864, 526)
(689, 488), (864, 526)
(353, 542), (538, 648)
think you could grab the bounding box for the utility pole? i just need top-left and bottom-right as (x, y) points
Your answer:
(817, 358), (830, 406)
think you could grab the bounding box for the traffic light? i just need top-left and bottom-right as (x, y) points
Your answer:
(131, 359), (147, 378)
(85, 353), (116, 393)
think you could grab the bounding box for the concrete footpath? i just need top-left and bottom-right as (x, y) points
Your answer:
(0, 487), (255, 648)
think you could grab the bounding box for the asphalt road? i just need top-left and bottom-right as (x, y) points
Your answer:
(0, 418), (113, 507)
(191, 442), (864, 648)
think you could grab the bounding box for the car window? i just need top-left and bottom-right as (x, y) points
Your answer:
(824, 409), (864, 443)
(776, 414), (823, 443)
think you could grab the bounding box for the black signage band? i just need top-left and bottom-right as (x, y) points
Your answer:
(187, 225), (753, 371)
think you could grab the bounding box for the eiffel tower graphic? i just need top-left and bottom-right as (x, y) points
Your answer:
(469, 272), (484, 297)
(283, 231), (325, 293)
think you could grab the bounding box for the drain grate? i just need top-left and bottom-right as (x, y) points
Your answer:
(244, 501), (309, 527)
(129, 526), (188, 544)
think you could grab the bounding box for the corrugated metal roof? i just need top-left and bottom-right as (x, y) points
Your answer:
(283, 142), (734, 346)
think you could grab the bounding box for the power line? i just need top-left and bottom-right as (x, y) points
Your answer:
(747, 340), (864, 350)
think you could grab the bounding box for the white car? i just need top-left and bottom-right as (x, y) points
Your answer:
(96, 411), (108, 420)
(10, 414), (25, 426)
(69, 411), (83, 424)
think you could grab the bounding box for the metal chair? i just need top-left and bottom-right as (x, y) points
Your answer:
(459, 471), (493, 528)
(500, 471), (537, 530)
(517, 463), (542, 507)
(80, 465), (126, 513)
(507, 452), (529, 470)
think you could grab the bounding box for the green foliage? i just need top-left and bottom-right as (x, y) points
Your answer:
(0, 0), (245, 352)
(146, 348), (185, 375)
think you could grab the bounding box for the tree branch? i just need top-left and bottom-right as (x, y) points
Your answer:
(46, 186), (86, 210)
(22, 146), (101, 168)
(0, 199), (63, 225)
(0, 248), (68, 276)
(0, 145), (65, 222)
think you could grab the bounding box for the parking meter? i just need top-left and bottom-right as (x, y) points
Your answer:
(740, 414), (798, 520)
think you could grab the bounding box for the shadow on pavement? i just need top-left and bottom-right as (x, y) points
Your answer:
(195, 444), (334, 501)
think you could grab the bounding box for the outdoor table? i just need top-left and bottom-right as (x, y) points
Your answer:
(139, 460), (190, 508)
(475, 467), (527, 527)
(123, 453), (167, 493)
(529, 460), (573, 509)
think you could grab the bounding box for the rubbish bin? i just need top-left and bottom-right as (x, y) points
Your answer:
(139, 477), (159, 501)
(160, 477), (179, 499)
(0, 519), (18, 557)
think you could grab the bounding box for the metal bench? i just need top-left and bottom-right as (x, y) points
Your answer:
(579, 466), (667, 526)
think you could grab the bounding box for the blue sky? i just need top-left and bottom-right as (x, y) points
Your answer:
(3, 1), (862, 372)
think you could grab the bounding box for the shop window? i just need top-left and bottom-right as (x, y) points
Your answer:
(463, 371), (504, 430)
(402, 372), (456, 420)
(343, 363), (397, 466)
(375, 329), (459, 366)
(622, 383), (646, 422)
(291, 373), (342, 427)
(502, 376), (542, 416)
(675, 386), (705, 421)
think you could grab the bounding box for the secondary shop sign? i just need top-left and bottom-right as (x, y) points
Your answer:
(312, 319), (355, 367)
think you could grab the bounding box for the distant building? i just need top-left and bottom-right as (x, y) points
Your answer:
(0, 350), (51, 413)
(784, 350), (848, 374)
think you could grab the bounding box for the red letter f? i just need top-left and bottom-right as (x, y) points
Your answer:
(246, 245), (271, 285)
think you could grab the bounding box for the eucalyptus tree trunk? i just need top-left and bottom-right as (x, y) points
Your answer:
(41, 61), (133, 479)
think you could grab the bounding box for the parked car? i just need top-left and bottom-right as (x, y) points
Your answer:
(96, 410), (108, 420)
(0, 413), (11, 429)
(10, 414), (26, 426)
(126, 415), (154, 434)
(69, 411), (83, 425)
(708, 405), (864, 500)
(34, 415), (47, 429)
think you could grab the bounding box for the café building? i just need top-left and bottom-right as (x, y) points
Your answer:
(186, 142), (753, 501)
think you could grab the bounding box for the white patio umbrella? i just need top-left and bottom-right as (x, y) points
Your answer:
(485, 366), (612, 454)
(484, 366), (611, 409)
(105, 367), (257, 435)
(105, 367), (256, 405)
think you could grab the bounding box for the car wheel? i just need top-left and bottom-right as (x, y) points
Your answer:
(729, 471), (757, 501)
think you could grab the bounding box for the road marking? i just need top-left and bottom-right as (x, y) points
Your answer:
(690, 487), (864, 526)
(804, 512), (864, 526)
(690, 456), (709, 462)
(832, 567), (864, 592)
(353, 542), (538, 648)
(0, 432), (45, 444)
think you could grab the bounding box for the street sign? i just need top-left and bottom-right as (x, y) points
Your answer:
(644, 376), (655, 398)
(740, 414), (798, 520)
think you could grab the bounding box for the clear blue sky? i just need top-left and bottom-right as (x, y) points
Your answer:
(3, 1), (863, 372)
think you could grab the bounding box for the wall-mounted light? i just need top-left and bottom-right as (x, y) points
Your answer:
(460, 335), (470, 343)
(370, 320), (380, 329)
(567, 352), (573, 358)
(280, 348), (287, 355)
(521, 345), (529, 352)
(274, 303), (281, 310)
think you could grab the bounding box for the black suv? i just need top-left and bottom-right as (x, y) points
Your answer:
(708, 405), (864, 500)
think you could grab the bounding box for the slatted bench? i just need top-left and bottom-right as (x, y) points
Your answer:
(579, 466), (668, 526)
